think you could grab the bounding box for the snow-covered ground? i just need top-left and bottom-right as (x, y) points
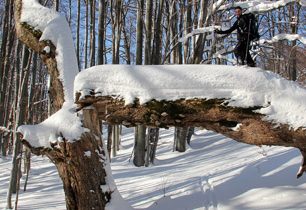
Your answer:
(1, 127), (306, 210)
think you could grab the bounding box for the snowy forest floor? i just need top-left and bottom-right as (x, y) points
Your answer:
(1, 127), (306, 210)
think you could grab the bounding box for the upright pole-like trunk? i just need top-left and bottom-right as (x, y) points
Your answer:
(133, 0), (147, 167)
(193, 0), (209, 64)
(54, 0), (59, 11)
(174, 127), (187, 152)
(144, 0), (165, 165)
(90, 0), (96, 67)
(0, 0), (10, 93)
(23, 52), (38, 191)
(97, 0), (106, 65)
(0, 0), (14, 155)
(84, 1), (89, 68)
(122, 15), (131, 64)
(7, 45), (31, 209)
(76, 0), (81, 67)
(144, 0), (153, 64)
(135, 0), (144, 65)
(152, 0), (164, 65)
(170, 1), (188, 152)
(184, 0), (192, 64)
(68, 0), (72, 25)
(289, 6), (297, 81)
(110, 0), (123, 157)
(133, 125), (146, 166)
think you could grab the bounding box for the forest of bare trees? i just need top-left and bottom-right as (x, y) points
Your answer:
(0, 0), (305, 209)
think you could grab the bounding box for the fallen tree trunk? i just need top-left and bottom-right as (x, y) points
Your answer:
(75, 95), (306, 178)
(13, 4), (306, 210)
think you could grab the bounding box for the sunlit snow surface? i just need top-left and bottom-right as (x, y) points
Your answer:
(18, 0), (82, 147)
(1, 128), (306, 210)
(75, 65), (306, 130)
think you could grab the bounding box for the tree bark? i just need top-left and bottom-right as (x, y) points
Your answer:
(174, 127), (187, 152)
(133, 125), (146, 166)
(133, 0), (147, 167)
(144, 0), (153, 64)
(76, 95), (306, 176)
(97, 0), (106, 65)
(151, 0), (164, 65)
(84, 1), (89, 68)
(135, 0), (144, 65)
(89, 0), (96, 67)
(76, 0), (81, 67)
(14, 1), (113, 209)
(7, 45), (31, 209)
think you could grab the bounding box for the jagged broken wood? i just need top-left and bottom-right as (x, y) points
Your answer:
(14, 1), (114, 209)
(75, 93), (306, 178)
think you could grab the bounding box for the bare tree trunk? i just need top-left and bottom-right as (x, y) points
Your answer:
(133, 0), (146, 167)
(23, 52), (38, 191)
(144, 0), (153, 64)
(184, 0), (192, 63)
(1, 38), (17, 156)
(143, 0), (165, 165)
(109, 0), (123, 158)
(135, 0), (144, 65)
(97, 0), (106, 65)
(192, 0), (209, 64)
(53, 0), (59, 11)
(122, 13), (131, 64)
(174, 127), (187, 152)
(133, 125), (146, 166)
(152, 0), (164, 65)
(186, 127), (194, 145)
(84, 1), (89, 68)
(68, 0), (72, 25)
(163, 1), (171, 64)
(90, 0), (96, 67)
(289, 5), (298, 81)
(170, 1), (188, 152)
(143, 0), (158, 167)
(0, 0), (10, 95)
(7, 45), (31, 209)
(0, 0), (14, 156)
(111, 124), (120, 157)
(107, 124), (112, 159)
(76, 0), (81, 67)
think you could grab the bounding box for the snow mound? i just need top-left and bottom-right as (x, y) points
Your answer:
(75, 64), (306, 130)
(18, 104), (87, 148)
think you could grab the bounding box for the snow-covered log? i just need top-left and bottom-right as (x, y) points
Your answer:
(218, 0), (305, 14)
(74, 64), (306, 178)
(259, 34), (306, 45)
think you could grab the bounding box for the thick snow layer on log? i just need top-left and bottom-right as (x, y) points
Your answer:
(21, 0), (78, 103)
(247, 0), (305, 13)
(218, 0), (305, 13)
(18, 105), (87, 148)
(75, 64), (306, 130)
(260, 34), (306, 45)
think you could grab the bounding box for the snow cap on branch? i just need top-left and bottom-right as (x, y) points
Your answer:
(75, 64), (306, 130)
